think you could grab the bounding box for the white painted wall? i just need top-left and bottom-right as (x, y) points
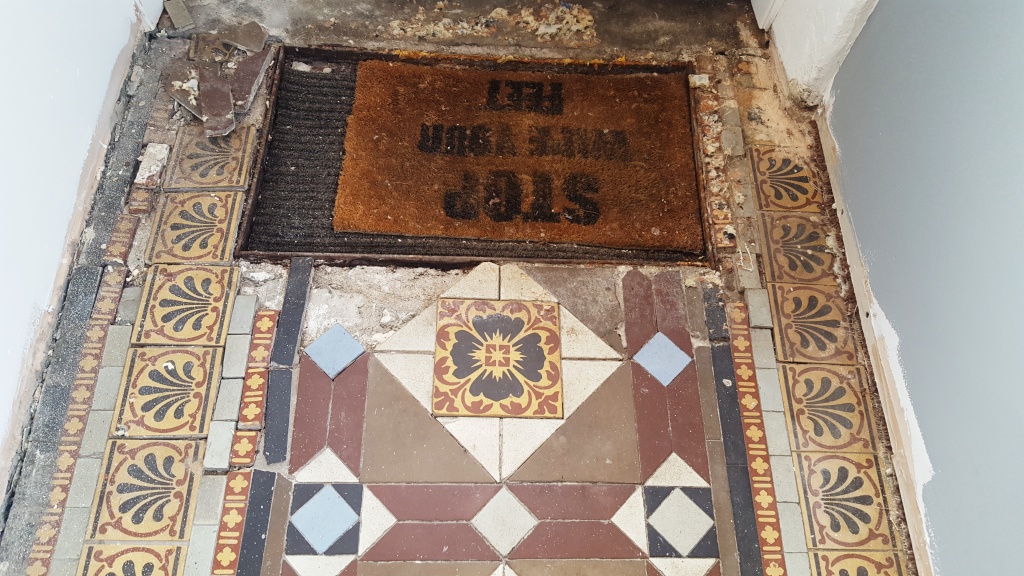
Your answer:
(0, 0), (161, 481)
(753, 0), (878, 103)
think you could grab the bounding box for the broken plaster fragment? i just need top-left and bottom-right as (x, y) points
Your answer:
(134, 144), (170, 187)
(219, 21), (268, 53)
(689, 74), (711, 88)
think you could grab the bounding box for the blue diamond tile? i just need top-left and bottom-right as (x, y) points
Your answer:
(634, 332), (692, 386)
(289, 486), (359, 554)
(305, 324), (364, 379)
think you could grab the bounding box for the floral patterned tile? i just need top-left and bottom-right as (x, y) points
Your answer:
(749, 147), (823, 212)
(768, 284), (858, 365)
(759, 212), (837, 285)
(146, 192), (242, 264)
(779, 364), (878, 453)
(132, 265), (238, 347)
(433, 299), (562, 418)
(89, 439), (204, 541)
(77, 545), (186, 576)
(163, 126), (256, 191)
(112, 348), (222, 437)
(794, 452), (898, 551)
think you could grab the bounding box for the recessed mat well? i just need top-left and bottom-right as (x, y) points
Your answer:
(243, 50), (705, 262)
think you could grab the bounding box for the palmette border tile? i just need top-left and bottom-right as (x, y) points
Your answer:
(759, 212), (837, 285)
(779, 364), (878, 453)
(810, 549), (909, 576)
(163, 126), (256, 191)
(132, 265), (238, 347)
(88, 439), (204, 541)
(146, 191), (242, 264)
(212, 471), (253, 576)
(111, 348), (223, 438)
(26, 266), (126, 576)
(768, 283), (857, 365)
(76, 545), (185, 576)
(750, 147), (823, 212)
(726, 303), (790, 576)
(126, 186), (157, 215)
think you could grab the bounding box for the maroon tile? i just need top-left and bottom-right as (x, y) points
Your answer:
(361, 523), (499, 561)
(327, 354), (369, 476)
(631, 363), (674, 483)
(666, 364), (711, 483)
(645, 562), (660, 576)
(652, 271), (693, 356)
(339, 563), (356, 576)
(509, 522), (644, 559)
(198, 62), (236, 137)
(622, 270), (657, 358)
(288, 354), (332, 474)
(280, 561), (299, 576)
(705, 562), (722, 576)
(507, 484), (634, 521)
(368, 485), (501, 521)
(230, 47), (275, 112)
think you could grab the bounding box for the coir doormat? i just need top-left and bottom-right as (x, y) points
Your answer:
(333, 60), (703, 253)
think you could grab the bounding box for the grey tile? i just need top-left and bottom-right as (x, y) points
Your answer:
(745, 288), (773, 328)
(756, 368), (784, 412)
(115, 286), (143, 325)
(722, 126), (745, 156)
(49, 558), (80, 576)
(101, 325), (132, 368)
(751, 328), (777, 369)
(785, 552), (811, 576)
(778, 502), (807, 553)
(771, 455), (799, 503)
(93, 366), (124, 411)
(53, 507), (90, 559)
(80, 412), (113, 457)
(764, 411), (791, 456)
(213, 378), (244, 422)
(735, 253), (762, 290)
(228, 294), (258, 335)
(222, 334), (251, 380)
(67, 458), (102, 508)
(721, 101), (741, 126)
(195, 475), (227, 526)
(184, 524), (219, 576)
(203, 421), (235, 473)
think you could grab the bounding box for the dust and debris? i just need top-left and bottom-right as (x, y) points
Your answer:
(237, 260), (288, 310)
(387, 3), (597, 46)
(134, 143), (170, 187)
(303, 265), (464, 348)
(125, 217), (152, 285)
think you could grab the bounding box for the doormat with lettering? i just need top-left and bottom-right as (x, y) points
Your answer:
(333, 60), (703, 254)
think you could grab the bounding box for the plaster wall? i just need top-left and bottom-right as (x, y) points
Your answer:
(829, 1), (1024, 573)
(0, 0), (160, 485)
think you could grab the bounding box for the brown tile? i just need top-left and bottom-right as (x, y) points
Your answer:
(508, 521), (644, 559)
(327, 354), (369, 477)
(368, 485), (501, 521)
(524, 265), (626, 354)
(507, 484), (634, 521)
(219, 21), (269, 53)
(163, 125), (256, 191)
(645, 561), (660, 576)
(229, 47), (275, 113)
(289, 355), (333, 474)
(111, 348), (222, 437)
(146, 191), (242, 264)
(189, 34), (237, 61)
(360, 523), (499, 561)
(779, 364), (878, 453)
(768, 284), (858, 365)
(622, 270), (657, 357)
(89, 439), (203, 540)
(652, 271), (692, 356)
(630, 362), (673, 483)
(357, 562), (500, 576)
(704, 440), (739, 576)
(434, 299), (562, 418)
(510, 559), (648, 576)
(127, 186), (158, 215)
(132, 265), (238, 347)
(795, 452), (898, 550)
(749, 147), (823, 212)
(809, 550), (909, 576)
(511, 363), (640, 484)
(666, 365), (711, 483)
(198, 62), (236, 137)
(760, 212), (837, 285)
(76, 545), (185, 576)
(693, 347), (722, 442)
(361, 358), (492, 483)
(261, 473), (293, 576)
(103, 214), (139, 264)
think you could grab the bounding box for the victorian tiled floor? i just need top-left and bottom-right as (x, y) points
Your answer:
(9, 26), (917, 576)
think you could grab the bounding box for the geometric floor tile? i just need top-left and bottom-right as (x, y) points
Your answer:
(293, 448), (358, 483)
(89, 439), (203, 540)
(560, 306), (620, 360)
(357, 489), (397, 556)
(304, 324), (365, 379)
(145, 191), (242, 263)
(358, 563), (499, 576)
(132, 264), (238, 346)
(285, 555), (354, 576)
(287, 484), (361, 555)
(361, 524), (499, 561)
(768, 283), (857, 365)
(634, 332), (692, 386)
(163, 125), (256, 190)
(439, 417), (501, 481)
(647, 558), (719, 576)
(794, 452), (897, 550)
(645, 487), (717, 558)
(509, 521), (645, 559)
(370, 484), (501, 521)
(645, 453), (710, 488)
(76, 545), (186, 576)
(749, 147), (823, 212)
(509, 560), (648, 576)
(471, 487), (538, 556)
(433, 298), (563, 418)
(611, 487), (649, 553)
(112, 348), (221, 437)
(779, 363), (878, 452)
